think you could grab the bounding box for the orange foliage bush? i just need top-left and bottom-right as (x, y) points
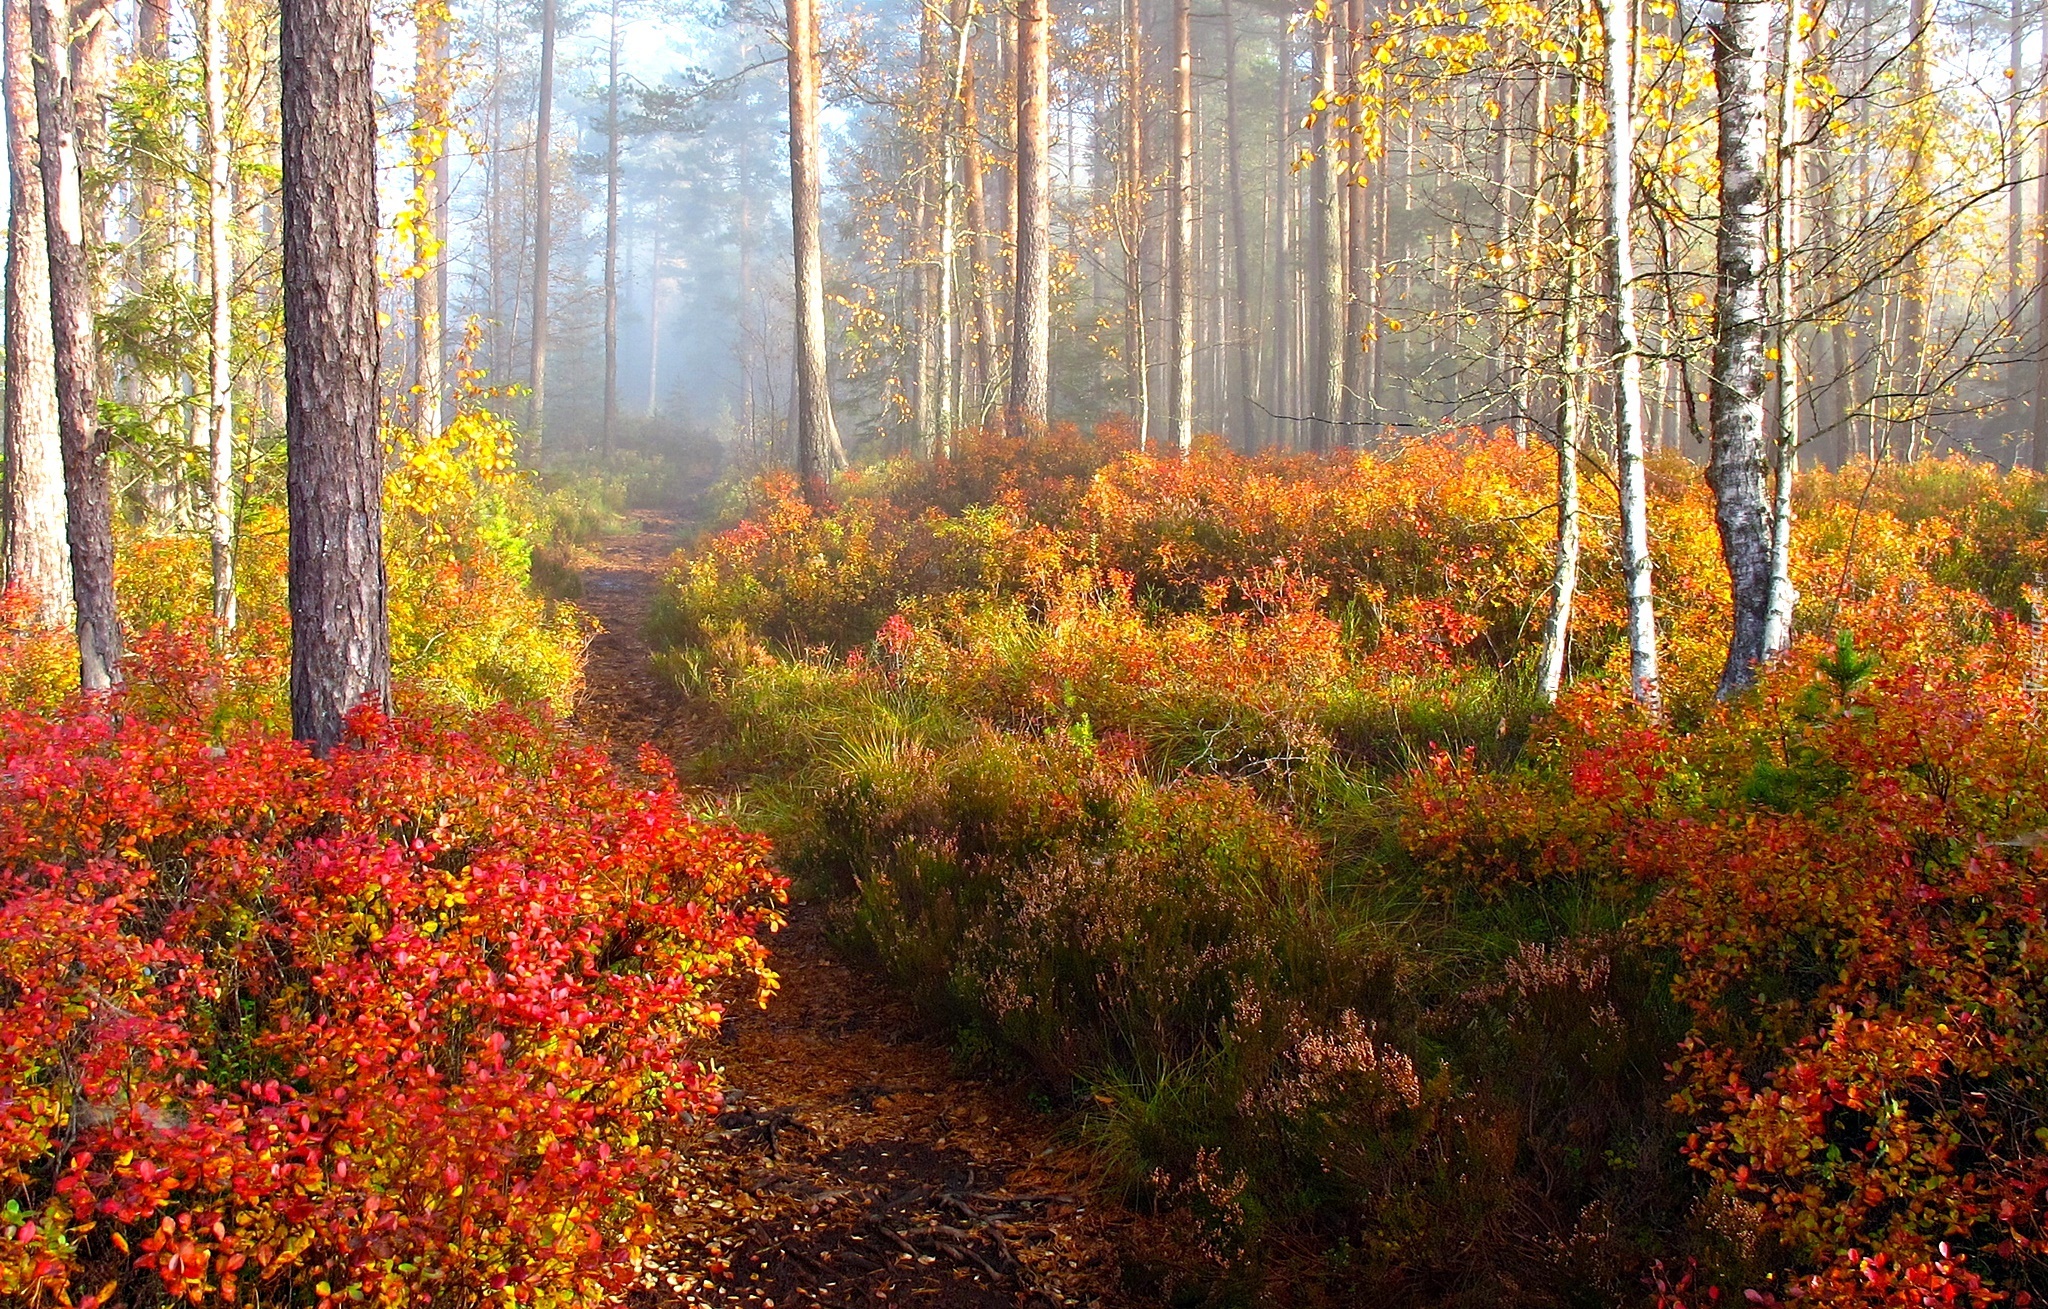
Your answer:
(0, 665), (782, 1306)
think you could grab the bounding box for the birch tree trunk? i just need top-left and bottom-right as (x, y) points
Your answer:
(1167, 0), (1194, 452)
(204, 0), (237, 629)
(1536, 45), (1590, 703)
(281, 0), (391, 752)
(1888, 0), (1930, 460)
(1762, 0), (1802, 656)
(414, 0), (449, 448)
(1312, 12), (1344, 452)
(2036, 14), (2048, 473)
(2, 0), (68, 629)
(1268, 22), (1294, 450)
(936, 0), (975, 452)
(964, 56), (999, 421)
(1007, 0), (1050, 437)
(31, 0), (121, 689)
(1601, 0), (1660, 711)
(1709, 0), (1774, 697)
(603, 0), (621, 453)
(788, 0), (844, 490)
(1220, 0), (1258, 450)
(1120, 0), (1149, 439)
(527, 0), (557, 446)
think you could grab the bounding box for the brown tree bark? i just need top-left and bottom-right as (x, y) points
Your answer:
(1709, 0), (1773, 697)
(1007, 0), (1050, 437)
(788, 0), (845, 492)
(282, 0), (392, 751)
(31, 0), (120, 688)
(2, 0), (68, 629)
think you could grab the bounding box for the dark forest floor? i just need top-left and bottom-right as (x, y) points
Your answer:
(566, 510), (1185, 1309)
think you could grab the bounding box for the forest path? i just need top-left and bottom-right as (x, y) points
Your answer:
(565, 511), (1174, 1309)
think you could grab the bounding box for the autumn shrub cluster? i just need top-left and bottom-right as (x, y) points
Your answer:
(661, 426), (2048, 1305)
(0, 639), (783, 1307)
(5, 407), (593, 725)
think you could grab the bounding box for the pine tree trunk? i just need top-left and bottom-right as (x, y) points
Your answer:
(2, 0), (68, 629)
(204, 0), (237, 629)
(281, 0), (391, 752)
(1006, 0), (1050, 437)
(1709, 0), (1773, 697)
(788, 0), (844, 494)
(1602, 0), (1660, 711)
(527, 0), (557, 446)
(31, 0), (121, 689)
(1166, 0), (1194, 452)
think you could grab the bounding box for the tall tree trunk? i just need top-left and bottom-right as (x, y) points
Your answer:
(133, 0), (177, 522)
(1762, 0), (1802, 656)
(1343, 0), (1370, 429)
(1888, 0), (1930, 460)
(1537, 44), (1590, 703)
(1006, 0), (1049, 437)
(2036, 15), (2048, 473)
(1601, 0), (1660, 711)
(31, 0), (120, 689)
(1709, 0), (1773, 698)
(1167, 0), (1194, 452)
(648, 231), (663, 418)
(1268, 21), (1294, 449)
(1220, 0), (1257, 450)
(2, 0), (66, 628)
(935, 0), (974, 451)
(1119, 0), (1149, 441)
(527, 0), (557, 446)
(964, 55), (999, 420)
(603, 0), (621, 454)
(1309, 12), (1341, 452)
(789, 0), (845, 493)
(204, 0), (237, 629)
(281, 0), (391, 751)
(414, 0), (450, 449)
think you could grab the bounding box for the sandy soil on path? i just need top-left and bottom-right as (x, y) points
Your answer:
(566, 512), (1181, 1309)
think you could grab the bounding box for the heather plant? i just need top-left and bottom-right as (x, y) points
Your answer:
(655, 432), (2048, 1304)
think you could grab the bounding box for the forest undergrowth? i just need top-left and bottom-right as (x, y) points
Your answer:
(651, 423), (2048, 1308)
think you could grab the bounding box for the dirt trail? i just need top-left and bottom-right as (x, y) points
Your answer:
(567, 512), (1176, 1309)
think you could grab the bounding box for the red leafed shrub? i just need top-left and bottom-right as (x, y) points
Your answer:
(0, 691), (783, 1307)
